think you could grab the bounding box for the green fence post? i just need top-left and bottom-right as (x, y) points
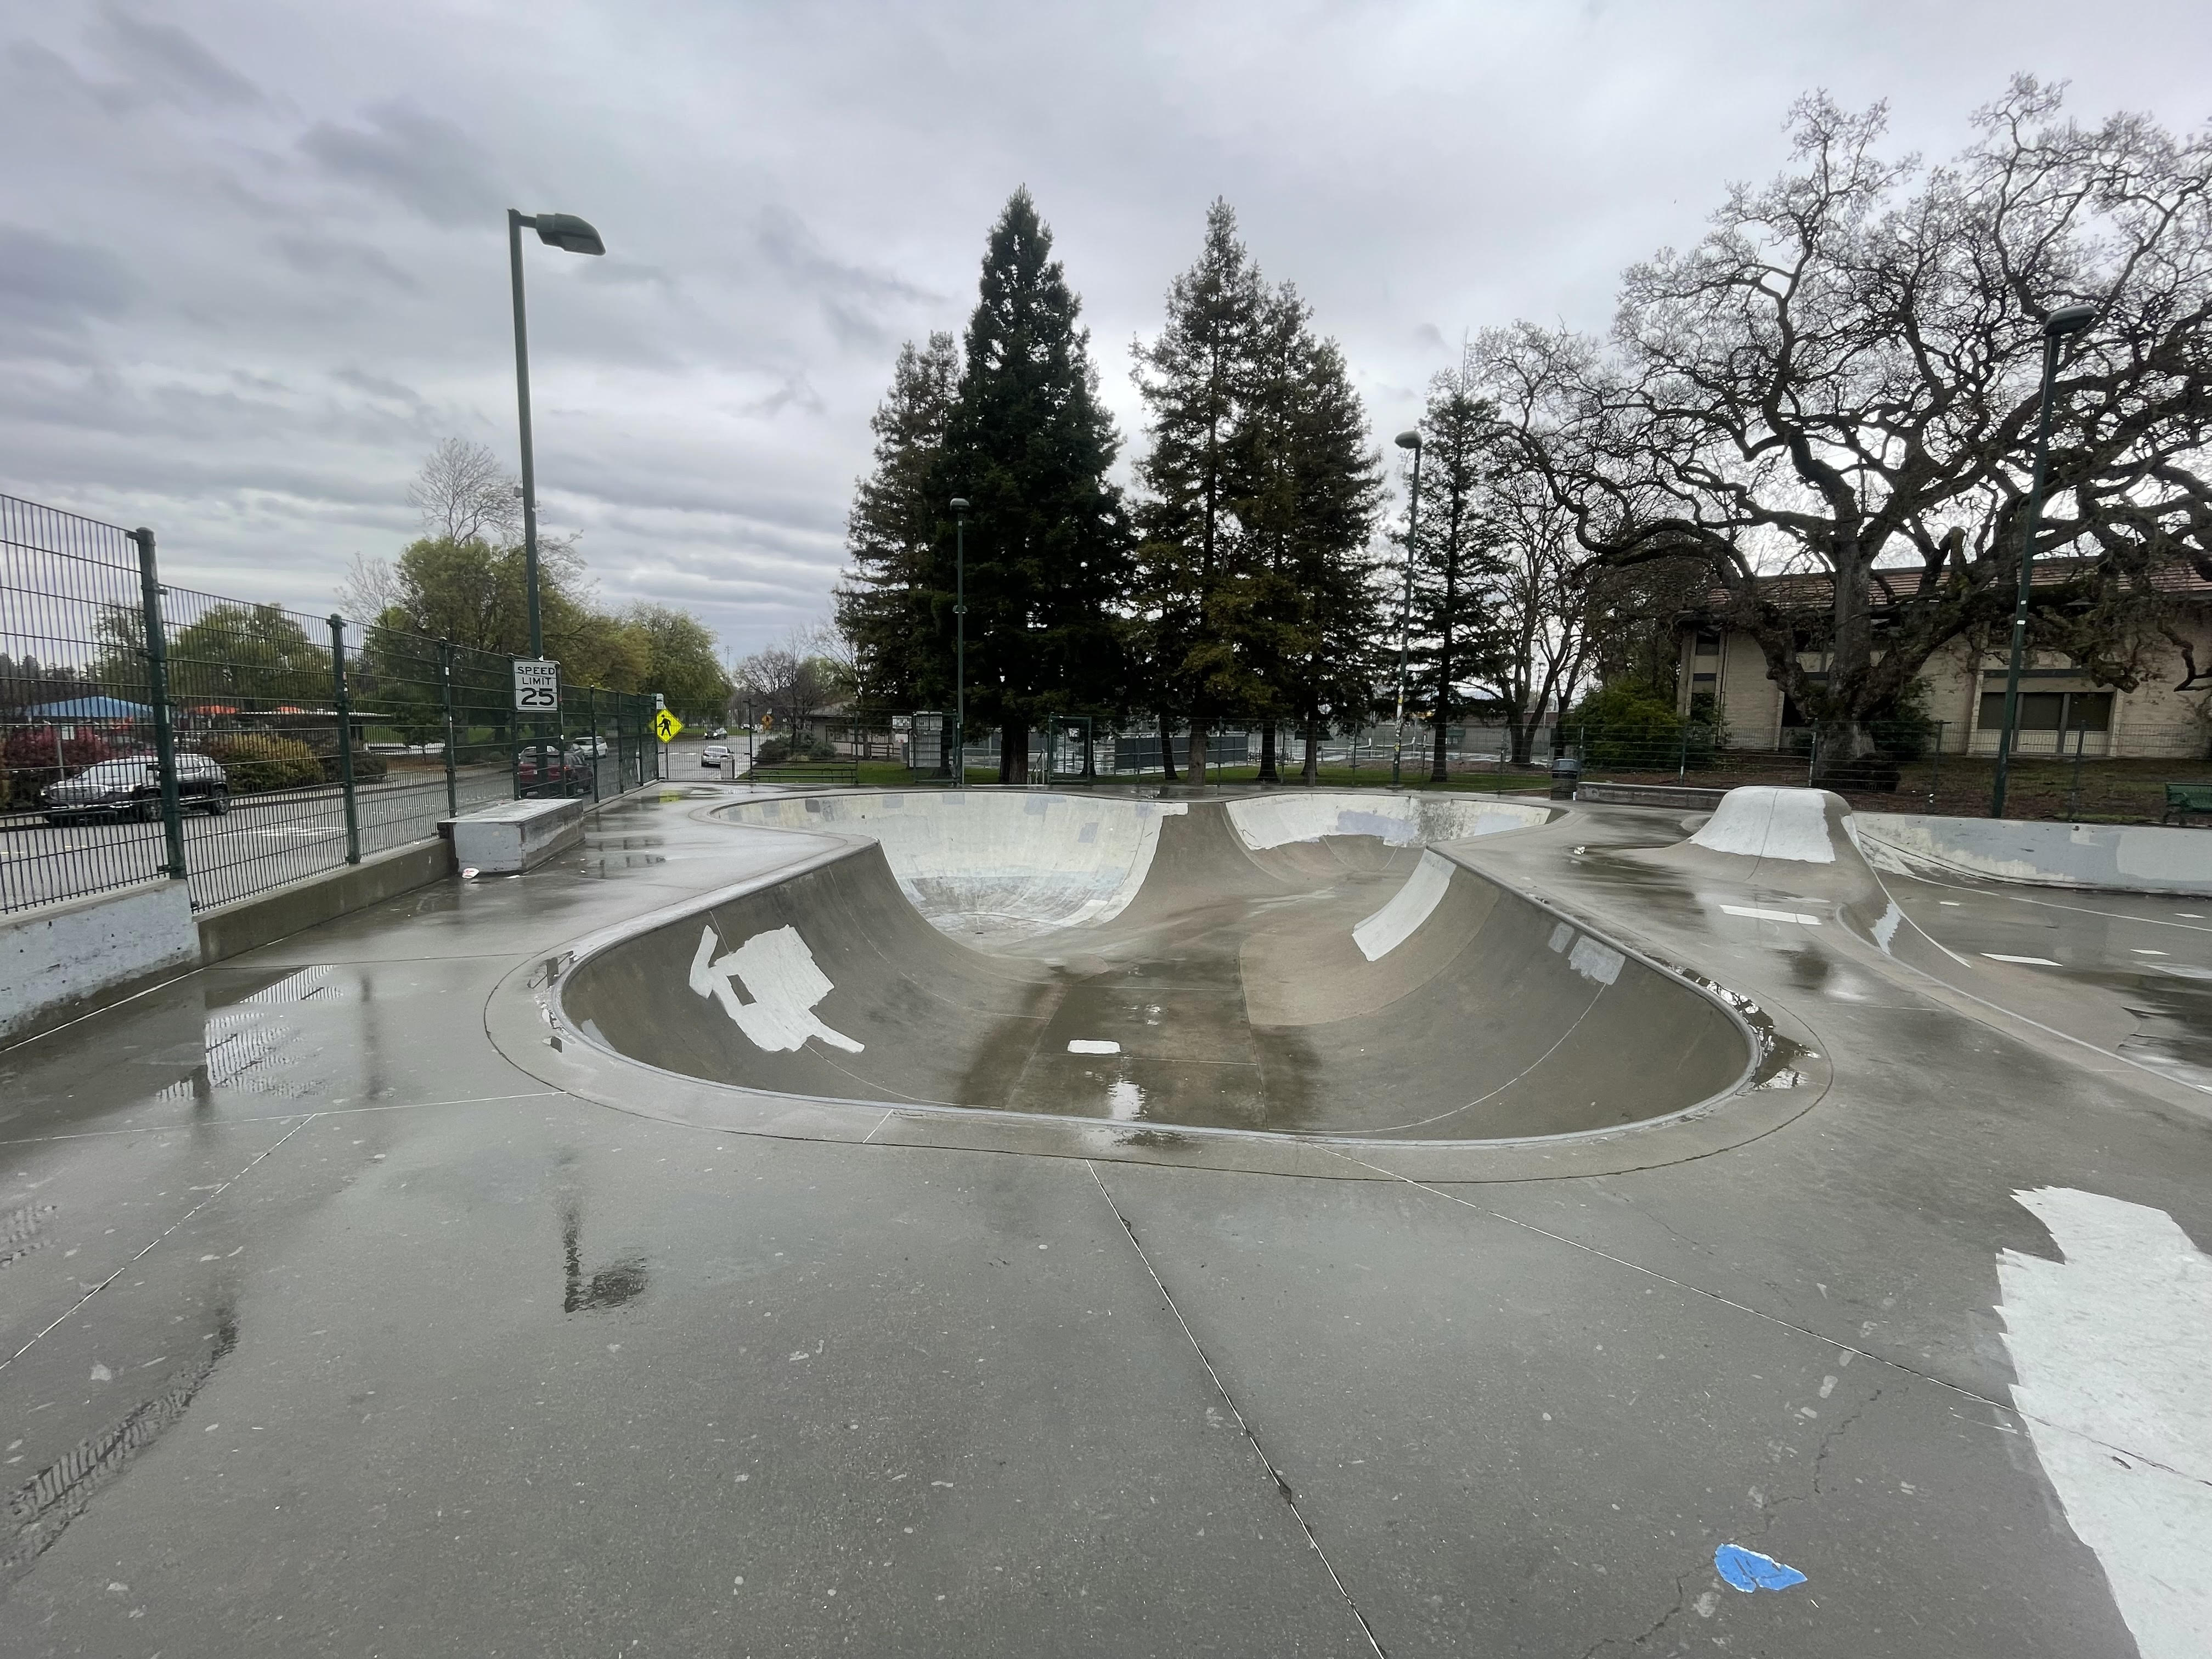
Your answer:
(440, 638), (458, 820)
(329, 614), (360, 865)
(588, 685), (601, 802)
(1677, 722), (1689, 779)
(132, 528), (187, 882)
(1927, 722), (1943, 811)
(2067, 724), (2087, 821)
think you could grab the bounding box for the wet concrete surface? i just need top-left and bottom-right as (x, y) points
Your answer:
(1, 787), (2206, 1655)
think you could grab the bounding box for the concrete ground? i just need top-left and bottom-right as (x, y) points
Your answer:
(1, 787), (2205, 1657)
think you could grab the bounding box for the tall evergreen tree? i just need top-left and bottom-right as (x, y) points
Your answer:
(1406, 364), (1503, 780)
(1135, 206), (1384, 785)
(933, 189), (1130, 784)
(1241, 289), (1385, 783)
(836, 331), (961, 710)
(1131, 200), (1268, 782)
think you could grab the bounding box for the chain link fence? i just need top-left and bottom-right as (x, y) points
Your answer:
(1, 492), (661, 917)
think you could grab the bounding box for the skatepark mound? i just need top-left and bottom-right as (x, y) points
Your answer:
(558, 790), (1757, 1142)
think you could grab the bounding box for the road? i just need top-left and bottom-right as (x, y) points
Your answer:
(0, 754), (670, 913)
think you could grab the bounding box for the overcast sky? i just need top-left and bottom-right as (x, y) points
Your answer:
(3, 1), (2207, 662)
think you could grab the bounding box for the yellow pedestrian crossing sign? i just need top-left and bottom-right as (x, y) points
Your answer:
(653, 709), (684, 743)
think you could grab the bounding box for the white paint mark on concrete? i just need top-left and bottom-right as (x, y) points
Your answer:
(1067, 1039), (1120, 1055)
(1983, 953), (2061, 966)
(1690, 787), (1839, 864)
(1996, 1187), (2212, 1659)
(2132, 950), (2169, 956)
(1567, 935), (1624, 986)
(1872, 901), (1904, 952)
(688, 925), (864, 1053)
(1352, 850), (1453, 961)
(1722, 904), (1822, 926)
(1547, 922), (1574, 953)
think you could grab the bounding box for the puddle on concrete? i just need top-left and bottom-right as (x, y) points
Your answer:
(562, 1206), (648, 1313)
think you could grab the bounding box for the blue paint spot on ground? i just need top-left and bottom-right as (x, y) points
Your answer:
(1714, 1544), (1806, 1593)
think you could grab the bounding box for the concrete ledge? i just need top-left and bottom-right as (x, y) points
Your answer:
(1857, 811), (2212, 895)
(1, 879), (198, 1046)
(196, 837), (456, 964)
(444, 797), (585, 874)
(1576, 782), (1730, 810)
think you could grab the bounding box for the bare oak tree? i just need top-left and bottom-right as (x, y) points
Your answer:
(1476, 80), (2212, 778)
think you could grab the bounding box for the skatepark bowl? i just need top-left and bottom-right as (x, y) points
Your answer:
(557, 790), (1758, 1141)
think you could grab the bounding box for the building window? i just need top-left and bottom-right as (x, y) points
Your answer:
(1976, 690), (2111, 732)
(1694, 631), (1720, 658)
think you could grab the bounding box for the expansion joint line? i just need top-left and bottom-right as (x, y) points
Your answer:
(1085, 1161), (1389, 1659)
(0, 1113), (320, 1375)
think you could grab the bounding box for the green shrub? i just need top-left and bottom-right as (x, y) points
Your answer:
(205, 733), (324, 793)
(1561, 684), (1718, 771)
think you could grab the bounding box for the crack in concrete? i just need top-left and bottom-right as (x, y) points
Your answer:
(1086, 1160), (1389, 1659)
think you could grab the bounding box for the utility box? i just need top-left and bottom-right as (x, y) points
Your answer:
(1549, 755), (1582, 800)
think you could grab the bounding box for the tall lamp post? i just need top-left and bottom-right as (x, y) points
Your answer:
(507, 208), (606, 658)
(1390, 430), (1424, 789)
(950, 498), (970, 790)
(1989, 302), (2097, 820)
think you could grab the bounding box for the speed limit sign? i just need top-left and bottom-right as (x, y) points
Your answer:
(513, 658), (560, 712)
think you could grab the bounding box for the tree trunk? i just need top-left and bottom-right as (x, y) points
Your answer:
(999, 723), (1029, 786)
(1431, 720), (1448, 783)
(1257, 722), (1278, 785)
(1302, 722), (1319, 785)
(1189, 724), (1209, 787)
(1158, 714), (1178, 783)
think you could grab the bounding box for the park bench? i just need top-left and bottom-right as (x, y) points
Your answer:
(2160, 783), (2212, 825)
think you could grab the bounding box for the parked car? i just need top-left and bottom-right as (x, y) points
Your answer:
(515, 743), (595, 796)
(700, 743), (733, 770)
(41, 751), (228, 825)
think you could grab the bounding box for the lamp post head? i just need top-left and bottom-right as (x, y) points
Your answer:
(950, 498), (970, 514)
(1393, 431), (1421, 451)
(529, 213), (606, 256)
(2043, 303), (2097, 338)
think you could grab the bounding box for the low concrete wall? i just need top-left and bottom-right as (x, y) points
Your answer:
(445, 797), (584, 874)
(0, 878), (198, 1045)
(1577, 782), (1730, 810)
(1857, 811), (2212, 895)
(195, 838), (456, 964)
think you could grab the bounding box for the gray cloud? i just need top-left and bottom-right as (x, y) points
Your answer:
(95, 4), (266, 109)
(1, 0), (2207, 660)
(298, 101), (504, 227)
(0, 227), (136, 331)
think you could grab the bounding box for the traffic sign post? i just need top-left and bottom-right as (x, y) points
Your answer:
(513, 658), (560, 712)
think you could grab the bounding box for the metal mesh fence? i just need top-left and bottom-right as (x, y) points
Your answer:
(0, 497), (172, 913)
(1, 492), (662, 917)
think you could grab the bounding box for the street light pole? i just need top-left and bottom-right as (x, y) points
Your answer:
(1391, 430), (1424, 789)
(1990, 303), (2097, 820)
(951, 498), (970, 791)
(506, 209), (606, 659)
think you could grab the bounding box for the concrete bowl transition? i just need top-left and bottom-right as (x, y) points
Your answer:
(556, 789), (1758, 1143)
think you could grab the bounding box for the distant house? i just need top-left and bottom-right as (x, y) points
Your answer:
(1678, 559), (2212, 759)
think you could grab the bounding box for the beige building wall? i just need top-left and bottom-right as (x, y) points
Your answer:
(1677, 619), (2212, 760)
